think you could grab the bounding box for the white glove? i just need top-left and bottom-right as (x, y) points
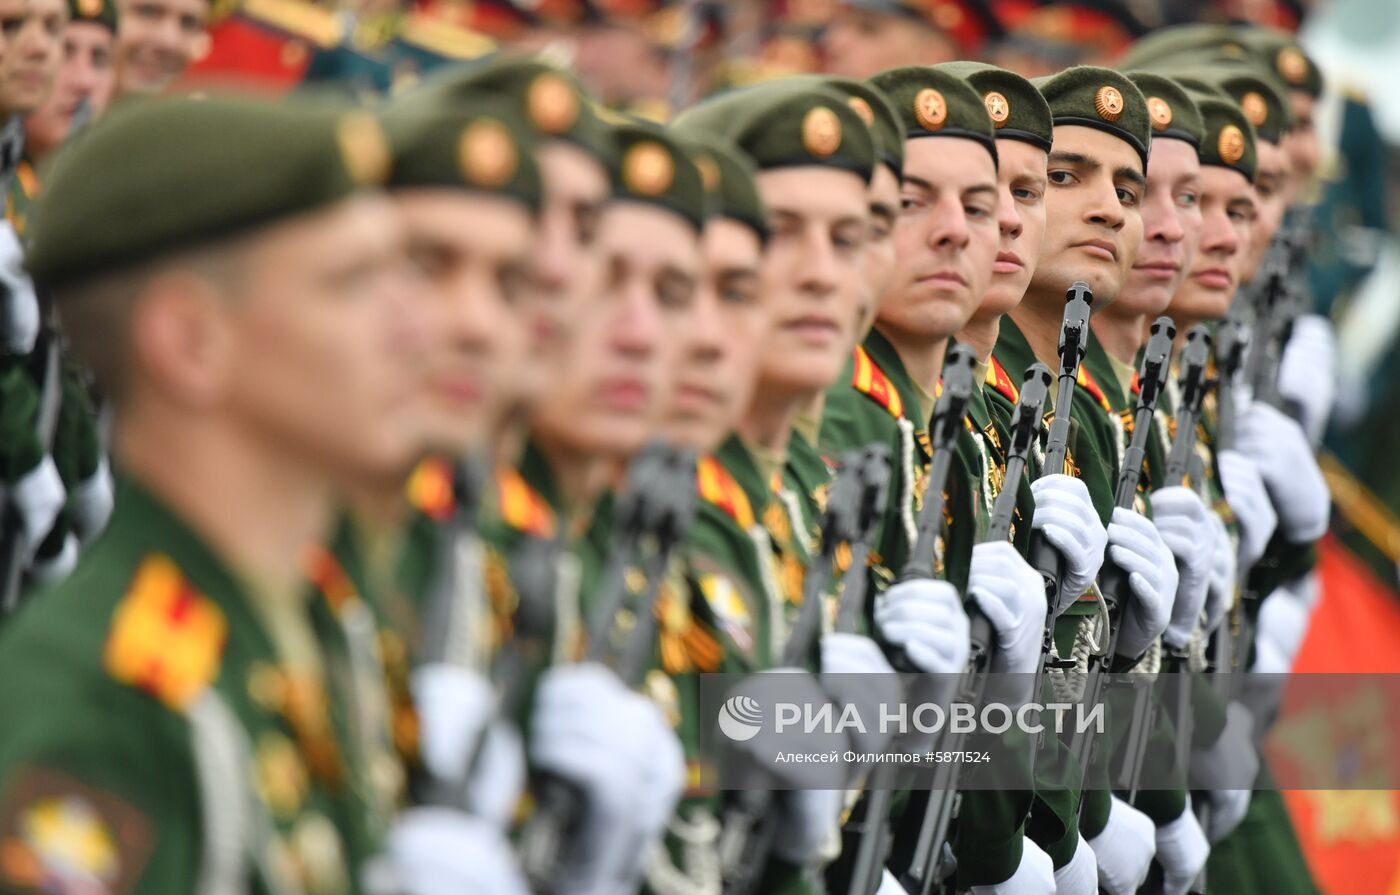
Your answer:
(1256, 578), (1314, 670)
(1155, 802), (1210, 895)
(1030, 474), (1108, 613)
(874, 578), (971, 674)
(968, 837), (1055, 894)
(1150, 487), (1215, 650)
(1206, 789), (1251, 845)
(71, 457), (114, 543)
(11, 456), (64, 560)
(1190, 701), (1259, 799)
(968, 541), (1047, 675)
(1204, 511), (1236, 637)
(1106, 507), (1178, 659)
(1217, 449), (1278, 571)
(0, 222), (37, 354)
(411, 665), (523, 829)
(820, 632), (903, 756)
(530, 663), (685, 895)
(1277, 314), (1337, 445)
(1237, 402), (1329, 543)
(1051, 834), (1099, 895)
(771, 788), (845, 865)
(876, 869), (911, 894)
(27, 533), (78, 586)
(1087, 796), (1156, 895)
(371, 807), (530, 895)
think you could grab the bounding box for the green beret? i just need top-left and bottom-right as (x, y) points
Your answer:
(608, 122), (707, 233)
(800, 75), (905, 179)
(66, 0), (117, 33)
(1122, 71), (1203, 148)
(412, 56), (615, 172)
(1193, 65), (1291, 144)
(673, 83), (876, 183)
(29, 94), (385, 290)
(1117, 24), (1249, 71)
(381, 97), (542, 215)
(867, 66), (997, 163)
(1187, 89), (1257, 182)
(934, 61), (1052, 152)
(1033, 65), (1151, 168)
(1233, 27), (1323, 98)
(678, 134), (768, 243)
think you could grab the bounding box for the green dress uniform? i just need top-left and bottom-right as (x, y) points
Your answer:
(5, 92), (429, 895)
(0, 476), (400, 895)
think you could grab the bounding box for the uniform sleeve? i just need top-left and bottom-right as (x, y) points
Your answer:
(0, 679), (204, 894)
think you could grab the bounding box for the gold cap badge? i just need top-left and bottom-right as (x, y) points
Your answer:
(1241, 91), (1268, 127)
(1277, 47), (1308, 85)
(335, 112), (390, 187)
(527, 73), (579, 135)
(847, 96), (875, 127)
(984, 91), (1010, 126)
(622, 141), (674, 196)
(1218, 125), (1245, 165)
(802, 106), (842, 157)
(1094, 85), (1124, 122)
(913, 88), (947, 131)
(77, 0), (103, 17)
(459, 119), (517, 189)
(1147, 97), (1172, 130)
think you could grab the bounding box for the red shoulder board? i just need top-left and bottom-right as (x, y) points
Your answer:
(1130, 371), (1141, 397)
(851, 346), (905, 420)
(104, 555), (227, 711)
(697, 456), (756, 529)
(406, 456), (456, 521)
(303, 544), (356, 614)
(1076, 367), (1113, 413)
(987, 356), (1019, 404)
(495, 465), (557, 538)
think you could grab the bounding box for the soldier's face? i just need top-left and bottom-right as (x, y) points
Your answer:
(823, 7), (955, 79)
(114, 0), (207, 94)
(1030, 126), (1145, 310)
(0, 0), (67, 116)
(663, 218), (765, 452)
(976, 138), (1048, 323)
(1117, 137), (1202, 319)
(857, 162), (900, 336)
(880, 137), (998, 342)
(24, 21), (115, 155)
(754, 167), (868, 397)
(1242, 140), (1291, 282)
(528, 142), (610, 396)
(1282, 92), (1319, 199)
(1169, 165), (1253, 327)
(221, 195), (429, 480)
(396, 190), (535, 456)
(533, 202), (698, 460)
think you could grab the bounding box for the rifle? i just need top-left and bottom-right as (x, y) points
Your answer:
(1164, 327), (1214, 895)
(1105, 319), (1176, 800)
(868, 344), (980, 895)
(717, 443), (891, 895)
(1067, 323), (1202, 800)
(520, 443), (700, 893)
(899, 363), (1054, 895)
(1028, 282), (1094, 623)
(1242, 242), (1288, 407)
(0, 320), (65, 615)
